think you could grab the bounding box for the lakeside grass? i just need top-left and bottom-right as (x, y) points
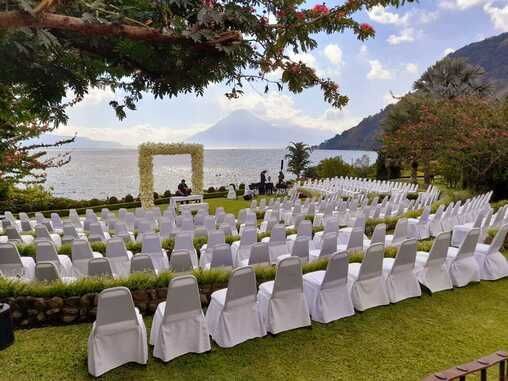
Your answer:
(1, 277), (507, 381)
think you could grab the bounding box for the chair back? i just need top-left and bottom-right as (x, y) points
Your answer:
(88, 257), (113, 277)
(320, 232), (338, 257)
(35, 224), (52, 241)
(269, 224), (286, 244)
(72, 239), (95, 261)
(371, 224), (386, 246)
(141, 233), (162, 254)
(240, 227), (257, 246)
(426, 231), (451, 267)
(168, 249), (194, 272)
(297, 220), (312, 238)
(106, 237), (129, 259)
(51, 213), (64, 229)
(163, 275), (202, 322)
(0, 242), (24, 277)
(96, 287), (138, 327)
(392, 218), (408, 244)
(130, 254), (156, 274)
(323, 217), (338, 233)
(210, 244), (233, 268)
(273, 256), (303, 296)
(207, 230), (226, 251)
(248, 243), (270, 265)
(35, 240), (59, 263)
(488, 224), (508, 255)
(322, 252), (348, 290)
(347, 228), (364, 252)
(390, 239), (417, 274)
(456, 228), (480, 259)
(5, 226), (22, 242)
(291, 237), (309, 261)
(357, 243), (384, 281)
(224, 266), (257, 309)
(174, 232), (194, 251)
(35, 262), (60, 282)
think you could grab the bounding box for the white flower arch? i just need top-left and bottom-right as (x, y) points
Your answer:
(138, 143), (204, 208)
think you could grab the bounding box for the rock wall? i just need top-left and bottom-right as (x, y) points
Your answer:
(0, 282), (227, 329)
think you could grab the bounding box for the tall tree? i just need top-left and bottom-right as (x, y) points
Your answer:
(414, 57), (493, 99)
(285, 142), (311, 178)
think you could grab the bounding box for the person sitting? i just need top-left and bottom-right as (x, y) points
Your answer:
(176, 179), (192, 196)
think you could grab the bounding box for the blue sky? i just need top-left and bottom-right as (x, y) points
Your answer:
(56, 0), (508, 146)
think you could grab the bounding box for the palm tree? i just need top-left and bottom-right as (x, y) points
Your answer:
(285, 142), (312, 179)
(414, 57), (493, 99)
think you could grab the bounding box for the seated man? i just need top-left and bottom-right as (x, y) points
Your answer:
(176, 179), (192, 196)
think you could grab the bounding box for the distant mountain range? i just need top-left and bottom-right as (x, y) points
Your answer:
(187, 109), (328, 148)
(26, 135), (126, 149)
(318, 32), (508, 151)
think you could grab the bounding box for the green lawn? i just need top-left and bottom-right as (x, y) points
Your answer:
(2, 278), (507, 381)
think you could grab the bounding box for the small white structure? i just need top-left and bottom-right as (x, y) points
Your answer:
(227, 185), (237, 200)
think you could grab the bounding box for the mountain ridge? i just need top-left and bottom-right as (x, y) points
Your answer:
(187, 109), (328, 148)
(318, 32), (508, 151)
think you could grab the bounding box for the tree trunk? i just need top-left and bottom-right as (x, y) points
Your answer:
(423, 160), (432, 186)
(411, 160), (418, 184)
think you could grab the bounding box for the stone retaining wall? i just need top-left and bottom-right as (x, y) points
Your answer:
(0, 283), (227, 329)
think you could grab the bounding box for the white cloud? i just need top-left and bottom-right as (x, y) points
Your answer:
(71, 87), (116, 107)
(440, 0), (486, 10)
(217, 92), (360, 133)
(405, 63), (419, 74)
(443, 47), (455, 56)
(288, 52), (317, 69)
(387, 28), (416, 45)
(55, 123), (204, 147)
(484, 2), (508, 31)
(367, 6), (409, 25)
(324, 44), (343, 66)
(359, 45), (368, 55)
(367, 60), (393, 80)
(417, 10), (440, 24)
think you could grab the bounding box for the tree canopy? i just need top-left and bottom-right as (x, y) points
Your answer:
(0, 0), (418, 123)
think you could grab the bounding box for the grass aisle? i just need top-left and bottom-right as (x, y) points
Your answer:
(1, 278), (507, 380)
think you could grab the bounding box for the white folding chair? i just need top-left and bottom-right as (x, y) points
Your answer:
(140, 233), (169, 272)
(474, 224), (508, 280)
(382, 239), (421, 303)
(88, 257), (114, 277)
(206, 266), (266, 347)
(199, 229), (225, 268)
(174, 232), (198, 268)
(150, 275), (211, 362)
(231, 227), (257, 267)
(168, 249), (195, 272)
(303, 252), (354, 323)
(88, 287), (148, 376)
(445, 228), (481, 287)
(385, 218), (408, 247)
(348, 243), (389, 311)
(71, 239), (103, 277)
(309, 232), (337, 262)
(35, 240), (73, 277)
(0, 242), (35, 280)
(257, 256), (311, 334)
(414, 231), (453, 293)
(130, 254), (157, 275)
(105, 237), (133, 277)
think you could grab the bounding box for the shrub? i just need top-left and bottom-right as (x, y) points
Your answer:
(163, 190), (172, 198)
(108, 196), (118, 204)
(207, 186), (216, 193)
(153, 192), (159, 200)
(124, 194), (134, 202)
(218, 186), (226, 192)
(239, 183), (245, 190)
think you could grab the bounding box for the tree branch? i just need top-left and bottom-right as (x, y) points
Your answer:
(0, 11), (241, 46)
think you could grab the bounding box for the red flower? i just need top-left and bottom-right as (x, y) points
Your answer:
(202, 0), (215, 7)
(359, 23), (374, 33)
(312, 3), (329, 15)
(295, 11), (306, 21)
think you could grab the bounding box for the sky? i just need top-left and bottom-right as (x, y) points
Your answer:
(55, 0), (508, 147)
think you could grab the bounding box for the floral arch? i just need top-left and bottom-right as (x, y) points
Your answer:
(138, 143), (204, 208)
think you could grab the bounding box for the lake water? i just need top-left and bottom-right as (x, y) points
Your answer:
(43, 149), (377, 200)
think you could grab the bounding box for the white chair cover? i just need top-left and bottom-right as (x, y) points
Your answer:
(174, 232), (198, 268)
(257, 256), (311, 334)
(35, 240), (73, 277)
(446, 228), (481, 287)
(88, 258), (114, 277)
(199, 229), (225, 268)
(88, 287), (148, 376)
(168, 249), (195, 272)
(474, 224), (508, 280)
(206, 266), (266, 347)
(105, 238), (134, 277)
(303, 252), (355, 323)
(348, 243), (389, 311)
(382, 239), (421, 303)
(72, 239), (103, 277)
(0, 242), (35, 280)
(141, 233), (169, 272)
(150, 275), (211, 362)
(414, 231), (453, 293)
(232, 227), (257, 266)
(130, 254), (157, 274)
